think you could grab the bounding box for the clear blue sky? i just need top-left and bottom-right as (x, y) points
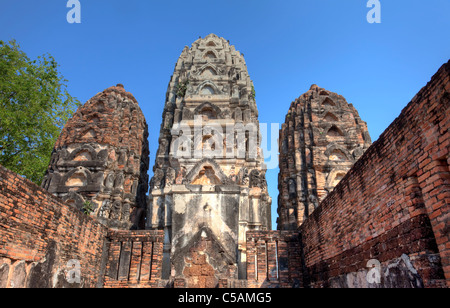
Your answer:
(1, 0), (449, 229)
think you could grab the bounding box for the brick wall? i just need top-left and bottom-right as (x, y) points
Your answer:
(298, 61), (449, 288)
(0, 165), (108, 288)
(103, 230), (164, 288)
(246, 231), (303, 288)
(1, 60), (448, 289)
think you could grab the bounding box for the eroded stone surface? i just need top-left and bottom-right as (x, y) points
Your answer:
(147, 34), (272, 284)
(42, 84), (150, 230)
(278, 85), (372, 229)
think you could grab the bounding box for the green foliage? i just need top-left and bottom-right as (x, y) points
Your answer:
(82, 200), (94, 215)
(250, 85), (256, 100)
(176, 80), (189, 98)
(0, 40), (79, 184)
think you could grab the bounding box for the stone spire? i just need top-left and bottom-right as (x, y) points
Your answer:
(42, 84), (150, 230)
(147, 34), (272, 285)
(278, 85), (371, 230)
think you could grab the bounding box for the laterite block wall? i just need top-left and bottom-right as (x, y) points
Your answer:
(246, 231), (303, 288)
(299, 61), (449, 288)
(0, 165), (108, 288)
(103, 230), (164, 288)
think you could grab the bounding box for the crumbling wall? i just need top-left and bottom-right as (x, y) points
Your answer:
(298, 61), (450, 288)
(246, 231), (303, 288)
(172, 228), (238, 288)
(0, 165), (108, 288)
(0, 165), (165, 289)
(102, 230), (164, 288)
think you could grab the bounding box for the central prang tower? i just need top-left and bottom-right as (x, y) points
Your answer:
(147, 34), (272, 287)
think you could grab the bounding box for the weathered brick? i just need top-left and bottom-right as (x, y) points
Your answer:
(293, 61), (450, 288)
(0, 165), (108, 288)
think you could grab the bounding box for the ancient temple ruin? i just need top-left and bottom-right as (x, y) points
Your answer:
(147, 34), (272, 284)
(0, 34), (448, 289)
(41, 84), (150, 230)
(277, 85), (372, 230)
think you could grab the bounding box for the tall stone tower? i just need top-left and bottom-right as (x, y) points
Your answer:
(147, 34), (272, 286)
(42, 84), (150, 230)
(278, 85), (371, 230)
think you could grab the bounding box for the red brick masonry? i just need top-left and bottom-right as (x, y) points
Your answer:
(246, 231), (303, 288)
(0, 164), (164, 288)
(103, 230), (164, 288)
(0, 60), (448, 288)
(0, 165), (108, 288)
(298, 60), (449, 288)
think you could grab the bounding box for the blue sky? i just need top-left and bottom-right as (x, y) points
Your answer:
(1, 0), (449, 229)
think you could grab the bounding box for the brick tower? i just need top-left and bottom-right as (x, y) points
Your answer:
(42, 84), (150, 230)
(147, 34), (272, 286)
(277, 85), (372, 230)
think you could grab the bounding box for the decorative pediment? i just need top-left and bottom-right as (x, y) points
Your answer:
(68, 145), (97, 161)
(186, 158), (229, 185)
(324, 144), (350, 160)
(63, 166), (93, 187)
(198, 83), (218, 95)
(202, 49), (219, 60)
(193, 102), (222, 119)
(195, 81), (221, 96)
(197, 63), (223, 77)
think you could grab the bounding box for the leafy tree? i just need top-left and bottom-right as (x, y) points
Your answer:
(0, 40), (79, 184)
